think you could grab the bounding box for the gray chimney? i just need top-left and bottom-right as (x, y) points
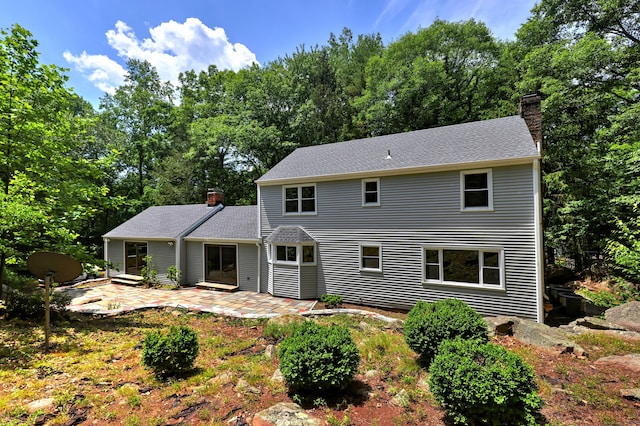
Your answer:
(520, 94), (543, 153)
(207, 188), (224, 207)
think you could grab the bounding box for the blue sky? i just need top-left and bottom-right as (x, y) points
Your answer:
(2, 0), (537, 106)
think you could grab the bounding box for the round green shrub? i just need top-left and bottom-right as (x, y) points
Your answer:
(403, 299), (488, 364)
(142, 325), (199, 377)
(277, 321), (360, 392)
(429, 338), (542, 425)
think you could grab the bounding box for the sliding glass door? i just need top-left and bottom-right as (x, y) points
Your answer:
(205, 245), (237, 285)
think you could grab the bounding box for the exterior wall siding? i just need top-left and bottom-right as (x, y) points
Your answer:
(259, 164), (539, 320)
(106, 239), (125, 277)
(147, 241), (175, 285)
(299, 266), (317, 299)
(186, 242), (204, 284)
(271, 264), (299, 299)
(237, 244), (259, 292)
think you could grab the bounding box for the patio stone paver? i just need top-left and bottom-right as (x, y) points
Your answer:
(58, 282), (316, 318)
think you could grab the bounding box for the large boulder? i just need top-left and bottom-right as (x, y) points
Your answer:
(485, 316), (587, 357)
(605, 301), (640, 332)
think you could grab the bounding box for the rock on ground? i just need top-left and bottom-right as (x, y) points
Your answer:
(594, 354), (640, 373)
(252, 402), (321, 426)
(484, 316), (587, 357)
(605, 301), (640, 332)
(26, 398), (55, 413)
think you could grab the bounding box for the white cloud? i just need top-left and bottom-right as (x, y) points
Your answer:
(63, 51), (126, 95)
(65, 18), (258, 95)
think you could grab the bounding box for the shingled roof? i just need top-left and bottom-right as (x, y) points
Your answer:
(186, 206), (259, 241)
(256, 115), (539, 184)
(266, 226), (316, 244)
(103, 204), (220, 239)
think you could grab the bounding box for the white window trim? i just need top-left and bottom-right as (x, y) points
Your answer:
(283, 184), (317, 215)
(422, 246), (505, 290)
(460, 169), (494, 212)
(273, 244), (298, 265)
(359, 243), (382, 273)
(270, 243), (317, 266)
(362, 178), (380, 207)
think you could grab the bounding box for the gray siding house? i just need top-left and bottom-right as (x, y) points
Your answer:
(104, 96), (544, 321)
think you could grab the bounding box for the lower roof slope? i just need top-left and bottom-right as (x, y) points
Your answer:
(103, 204), (217, 239)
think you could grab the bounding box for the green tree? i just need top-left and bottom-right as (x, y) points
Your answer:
(516, 0), (640, 273)
(99, 59), (174, 200)
(356, 19), (515, 136)
(0, 24), (107, 294)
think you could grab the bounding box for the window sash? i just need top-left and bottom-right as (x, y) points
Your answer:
(284, 185), (316, 213)
(424, 248), (503, 288)
(273, 244), (316, 265)
(276, 245), (297, 262)
(360, 245), (381, 271)
(362, 179), (380, 206)
(461, 170), (493, 210)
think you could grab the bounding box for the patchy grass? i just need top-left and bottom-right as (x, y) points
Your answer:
(575, 332), (640, 359)
(0, 310), (639, 425)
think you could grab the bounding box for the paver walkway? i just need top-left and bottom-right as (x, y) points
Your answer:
(58, 281), (317, 318)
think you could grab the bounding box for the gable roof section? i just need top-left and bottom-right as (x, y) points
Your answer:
(256, 115), (540, 185)
(103, 204), (219, 239)
(185, 205), (259, 242)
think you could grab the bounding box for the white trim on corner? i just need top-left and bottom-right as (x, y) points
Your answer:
(460, 168), (494, 212)
(359, 243), (383, 273)
(421, 245), (506, 291)
(533, 159), (545, 323)
(361, 177), (381, 207)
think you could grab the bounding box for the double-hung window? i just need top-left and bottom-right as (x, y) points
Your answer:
(284, 184), (316, 214)
(461, 169), (493, 211)
(362, 178), (380, 206)
(423, 247), (504, 289)
(360, 244), (382, 272)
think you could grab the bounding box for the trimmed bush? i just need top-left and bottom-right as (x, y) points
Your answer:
(278, 321), (360, 392)
(320, 293), (344, 309)
(142, 326), (199, 377)
(429, 338), (543, 425)
(403, 299), (488, 364)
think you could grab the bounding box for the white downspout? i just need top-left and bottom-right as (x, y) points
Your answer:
(533, 159), (545, 323)
(256, 243), (261, 293)
(256, 184), (262, 293)
(104, 238), (110, 278)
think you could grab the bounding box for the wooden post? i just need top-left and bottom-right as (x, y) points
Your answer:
(44, 272), (53, 353)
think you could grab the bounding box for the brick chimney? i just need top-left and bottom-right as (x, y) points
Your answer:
(520, 94), (543, 153)
(207, 188), (224, 207)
